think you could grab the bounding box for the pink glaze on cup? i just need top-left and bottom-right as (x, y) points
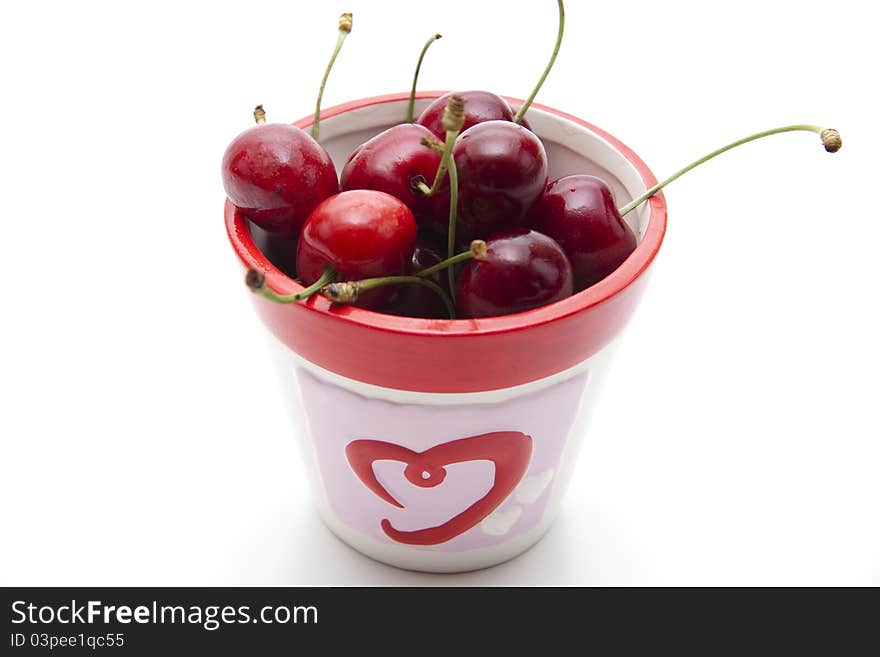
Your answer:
(298, 368), (589, 551)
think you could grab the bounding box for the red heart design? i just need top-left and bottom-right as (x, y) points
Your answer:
(345, 431), (532, 545)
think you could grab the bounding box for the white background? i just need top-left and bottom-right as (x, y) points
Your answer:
(1, 0), (877, 586)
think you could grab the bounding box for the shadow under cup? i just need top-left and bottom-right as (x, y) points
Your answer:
(225, 92), (667, 572)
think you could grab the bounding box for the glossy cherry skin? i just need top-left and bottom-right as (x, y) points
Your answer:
(527, 175), (637, 291)
(416, 91), (522, 139)
(456, 228), (573, 318)
(222, 123), (339, 235)
(383, 241), (450, 319)
(296, 190), (417, 309)
(340, 124), (441, 221)
(432, 120), (548, 243)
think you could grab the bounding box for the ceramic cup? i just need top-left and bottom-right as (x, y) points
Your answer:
(225, 92), (667, 572)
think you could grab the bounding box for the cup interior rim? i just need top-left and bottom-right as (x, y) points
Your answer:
(225, 91), (667, 337)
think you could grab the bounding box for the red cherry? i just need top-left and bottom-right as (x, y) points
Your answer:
(456, 228), (573, 318)
(383, 241), (450, 318)
(296, 190), (417, 308)
(527, 175), (637, 291)
(222, 123), (339, 235)
(416, 91), (525, 139)
(339, 124), (441, 220)
(432, 120), (548, 243)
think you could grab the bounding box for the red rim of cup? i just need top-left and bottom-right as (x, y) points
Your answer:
(225, 92), (668, 393)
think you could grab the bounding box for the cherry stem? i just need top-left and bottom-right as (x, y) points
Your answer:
(253, 105), (266, 124)
(407, 33), (442, 123)
(414, 179), (433, 196)
(514, 0), (564, 124)
(427, 96), (465, 194)
(421, 136), (444, 154)
(246, 267), (337, 303)
(313, 13), (353, 142)
(324, 277), (456, 319)
(617, 125), (842, 217)
(429, 129), (459, 194)
(445, 156), (460, 296)
(415, 240), (487, 278)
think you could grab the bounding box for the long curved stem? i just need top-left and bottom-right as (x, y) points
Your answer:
(417, 248), (473, 279)
(313, 13), (352, 141)
(416, 240), (487, 278)
(514, 0), (565, 124)
(618, 125), (842, 217)
(407, 33), (442, 123)
(446, 157), (459, 297)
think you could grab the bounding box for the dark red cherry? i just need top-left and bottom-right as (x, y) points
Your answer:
(527, 175), (637, 291)
(383, 241), (449, 318)
(222, 123), (339, 235)
(417, 91), (530, 138)
(456, 228), (573, 318)
(296, 190), (417, 309)
(339, 124), (441, 220)
(247, 220), (299, 279)
(432, 120), (548, 243)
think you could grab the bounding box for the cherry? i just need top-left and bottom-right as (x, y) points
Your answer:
(432, 120), (548, 243)
(417, 91), (522, 139)
(383, 241), (449, 318)
(340, 124), (442, 220)
(296, 190), (417, 309)
(456, 228), (573, 318)
(248, 220), (299, 279)
(339, 34), (451, 224)
(221, 112), (339, 235)
(528, 175), (637, 291)
(221, 14), (352, 235)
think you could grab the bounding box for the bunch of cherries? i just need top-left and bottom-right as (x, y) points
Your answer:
(223, 3), (840, 319)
